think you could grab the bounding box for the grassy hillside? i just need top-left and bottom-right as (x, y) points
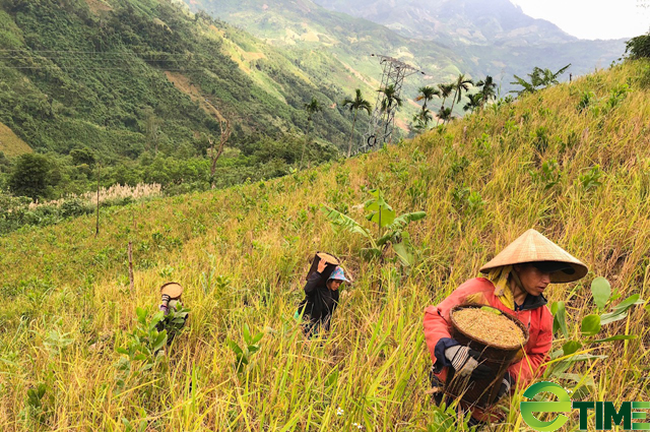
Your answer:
(0, 0), (365, 160)
(0, 122), (31, 156)
(1, 60), (649, 430)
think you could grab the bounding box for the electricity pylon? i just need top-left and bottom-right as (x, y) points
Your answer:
(357, 54), (424, 154)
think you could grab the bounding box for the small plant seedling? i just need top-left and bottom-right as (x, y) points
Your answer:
(227, 324), (264, 373)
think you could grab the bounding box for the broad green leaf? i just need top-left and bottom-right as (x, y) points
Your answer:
(116, 347), (129, 355)
(321, 205), (372, 241)
(248, 345), (260, 354)
(243, 324), (251, 345)
(152, 332), (167, 352)
(591, 335), (637, 343)
(612, 294), (642, 312)
(562, 353), (608, 362)
(600, 294), (642, 325)
(227, 340), (244, 357)
(599, 310), (628, 325)
(364, 190), (395, 228)
(591, 277), (611, 310)
(252, 332), (264, 344)
(562, 340), (582, 355)
(551, 301), (568, 338)
(393, 241), (413, 267)
(392, 211), (427, 228)
(136, 307), (147, 323)
(366, 205), (395, 228)
(581, 314), (601, 336)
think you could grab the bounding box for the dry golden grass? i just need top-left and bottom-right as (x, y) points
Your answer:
(0, 60), (649, 431)
(0, 122), (31, 157)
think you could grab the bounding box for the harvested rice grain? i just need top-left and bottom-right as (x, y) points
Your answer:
(453, 307), (525, 348)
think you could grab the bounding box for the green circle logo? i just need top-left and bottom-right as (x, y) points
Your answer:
(520, 382), (572, 432)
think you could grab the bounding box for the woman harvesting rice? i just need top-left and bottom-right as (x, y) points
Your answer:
(296, 257), (350, 338)
(423, 229), (588, 427)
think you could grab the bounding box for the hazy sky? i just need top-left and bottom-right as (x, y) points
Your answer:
(511, 0), (650, 40)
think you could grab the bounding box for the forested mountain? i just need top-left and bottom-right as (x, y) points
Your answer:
(0, 0), (363, 161)
(313, 0), (577, 45)
(188, 0), (625, 95)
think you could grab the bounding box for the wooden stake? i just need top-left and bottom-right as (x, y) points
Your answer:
(128, 241), (134, 292)
(95, 162), (101, 237)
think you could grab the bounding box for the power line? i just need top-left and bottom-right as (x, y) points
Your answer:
(0, 66), (204, 71)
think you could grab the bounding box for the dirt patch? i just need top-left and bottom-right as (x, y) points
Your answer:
(209, 25), (225, 37)
(0, 123), (32, 157)
(242, 52), (266, 61)
(84, 0), (112, 15)
(164, 71), (225, 122)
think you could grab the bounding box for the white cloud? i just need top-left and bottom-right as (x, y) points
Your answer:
(511, 0), (650, 40)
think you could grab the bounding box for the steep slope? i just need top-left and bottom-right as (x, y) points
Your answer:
(0, 60), (649, 430)
(192, 0), (625, 96)
(0, 0), (365, 160)
(314, 0), (577, 45)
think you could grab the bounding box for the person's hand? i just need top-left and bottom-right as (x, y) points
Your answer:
(496, 372), (514, 401)
(317, 259), (328, 273)
(444, 345), (492, 379)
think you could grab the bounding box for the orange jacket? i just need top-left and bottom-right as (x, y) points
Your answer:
(424, 277), (553, 388)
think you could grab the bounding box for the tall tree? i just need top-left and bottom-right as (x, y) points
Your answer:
(436, 83), (454, 125)
(463, 93), (483, 113)
(302, 97), (322, 168)
(377, 84), (403, 144)
(476, 75), (497, 107)
(209, 119), (232, 188)
(510, 64), (571, 96)
(415, 86), (441, 110)
(378, 84), (403, 114)
(9, 153), (56, 200)
(437, 107), (453, 124)
(437, 83), (454, 107)
(342, 89), (372, 157)
(448, 74), (474, 120)
(411, 108), (433, 134)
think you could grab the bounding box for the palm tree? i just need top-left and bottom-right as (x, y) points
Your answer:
(342, 89), (372, 157)
(301, 97), (322, 168)
(436, 83), (454, 125)
(412, 107), (433, 134)
(378, 84), (403, 114)
(476, 75), (497, 107)
(448, 74), (474, 120)
(510, 64), (571, 97)
(437, 106), (453, 124)
(377, 84), (403, 143)
(415, 86), (441, 110)
(463, 93), (483, 113)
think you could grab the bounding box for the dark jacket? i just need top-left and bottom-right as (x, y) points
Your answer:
(297, 272), (339, 332)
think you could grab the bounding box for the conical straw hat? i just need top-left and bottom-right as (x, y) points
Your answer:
(479, 229), (588, 283)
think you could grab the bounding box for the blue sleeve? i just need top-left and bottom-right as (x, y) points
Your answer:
(434, 337), (460, 370)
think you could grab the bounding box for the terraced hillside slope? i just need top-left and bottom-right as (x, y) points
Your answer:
(0, 60), (649, 430)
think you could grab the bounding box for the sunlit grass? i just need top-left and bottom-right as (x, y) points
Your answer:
(0, 60), (649, 431)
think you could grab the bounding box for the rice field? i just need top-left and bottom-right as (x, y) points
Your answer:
(1, 60), (649, 431)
